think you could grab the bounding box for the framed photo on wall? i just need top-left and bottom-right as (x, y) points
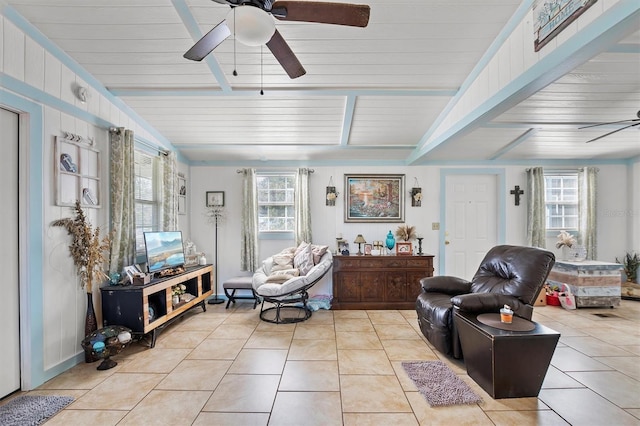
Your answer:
(344, 174), (405, 223)
(206, 191), (224, 207)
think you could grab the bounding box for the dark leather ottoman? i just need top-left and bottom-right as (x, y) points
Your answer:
(454, 310), (560, 399)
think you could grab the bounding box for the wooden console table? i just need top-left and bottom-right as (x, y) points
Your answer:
(332, 254), (434, 310)
(101, 265), (213, 347)
(547, 260), (622, 308)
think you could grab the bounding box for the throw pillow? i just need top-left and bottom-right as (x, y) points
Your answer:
(265, 269), (300, 284)
(294, 241), (310, 257)
(271, 253), (295, 272)
(294, 244), (315, 275)
(311, 244), (329, 264)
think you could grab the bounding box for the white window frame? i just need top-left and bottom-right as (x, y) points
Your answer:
(544, 171), (578, 235)
(134, 149), (161, 256)
(256, 172), (295, 237)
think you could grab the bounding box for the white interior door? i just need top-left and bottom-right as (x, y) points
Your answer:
(444, 174), (498, 280)
(0, 107), (21, 398)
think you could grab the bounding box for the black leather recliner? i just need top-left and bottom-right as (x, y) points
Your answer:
(416, 245), (555, 359)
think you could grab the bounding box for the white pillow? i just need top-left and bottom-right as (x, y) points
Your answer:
(265, 269), (300, 283)
(271, 253), (294, 272)
(294, 244), (315, 275)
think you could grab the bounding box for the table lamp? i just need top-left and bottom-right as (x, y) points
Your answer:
(354, 234), (366, 255)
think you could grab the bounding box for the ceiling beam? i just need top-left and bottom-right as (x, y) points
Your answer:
(409, 0), (640, 165)
(109, 88), (456, 97)
(171, 0), (231, 92)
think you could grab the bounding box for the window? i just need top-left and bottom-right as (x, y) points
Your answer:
(257, 173), (295, 233)
(544, 172), (578, 231)
(134, 150), (161, 254)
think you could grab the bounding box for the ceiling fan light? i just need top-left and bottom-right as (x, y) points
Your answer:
(228, 6), (275, 46)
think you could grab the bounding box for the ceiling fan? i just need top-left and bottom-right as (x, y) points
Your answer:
(580, 110), (640, 143)
(183, 0), (371, 79)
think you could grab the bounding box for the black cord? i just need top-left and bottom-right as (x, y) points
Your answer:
(260, 45), (264, 95)
(232, 9), (238, 76)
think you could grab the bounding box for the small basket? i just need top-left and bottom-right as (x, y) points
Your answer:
(546, 294), (561, 306)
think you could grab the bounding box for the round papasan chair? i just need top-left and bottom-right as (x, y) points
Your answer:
(252, 243), (333, 324)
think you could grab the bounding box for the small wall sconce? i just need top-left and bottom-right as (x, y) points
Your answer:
(410, 177), (422, 207)
(326, 176), (339, 206)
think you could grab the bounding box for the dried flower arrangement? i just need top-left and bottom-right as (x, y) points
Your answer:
(555, 231), (576, 249)
(52, 200), (112, 293)
(395, 225), (417, 241)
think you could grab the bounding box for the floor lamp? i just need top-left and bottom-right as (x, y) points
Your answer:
(207, 207), (224, 305)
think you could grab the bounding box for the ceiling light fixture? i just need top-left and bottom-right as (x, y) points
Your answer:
(227, 6), (275, 47)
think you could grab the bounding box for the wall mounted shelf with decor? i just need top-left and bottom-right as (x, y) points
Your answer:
(55, 134), (101, 208)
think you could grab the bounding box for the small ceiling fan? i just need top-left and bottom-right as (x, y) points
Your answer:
(580, 110), (640, 143)
(183, 0), (371, 79)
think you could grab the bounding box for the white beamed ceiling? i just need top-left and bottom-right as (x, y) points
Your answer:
(6, 0), (640, 164)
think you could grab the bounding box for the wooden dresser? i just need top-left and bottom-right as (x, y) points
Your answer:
(332, 254), (434, 310)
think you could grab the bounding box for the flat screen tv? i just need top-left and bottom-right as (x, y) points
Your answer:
(143, 231), (185, 274)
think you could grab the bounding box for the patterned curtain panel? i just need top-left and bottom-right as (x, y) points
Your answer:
(526, 167), (546, 248)
(109, 128), (135, 274)
(579, 167), (598, 260)
(241, 168), (259, 272)
(161, 152), (178, 231)
(294, 168), (312, 245)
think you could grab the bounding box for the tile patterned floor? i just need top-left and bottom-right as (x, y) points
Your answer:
(6, 300), (640, 425)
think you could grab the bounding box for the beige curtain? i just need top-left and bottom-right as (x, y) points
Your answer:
(161, 152), (178, 231)
(241, 168), (259, 272)
(526, 167), (546, 248)
(579, 167), (598, 260)
(109, 128), (135, 274)
(294, 168), (312, 244)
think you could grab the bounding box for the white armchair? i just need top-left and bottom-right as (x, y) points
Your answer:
(253, 247), (333, 323)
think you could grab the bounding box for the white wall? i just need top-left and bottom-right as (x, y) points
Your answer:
(1, 11), (186, 388)
(189, 164), (630, 297)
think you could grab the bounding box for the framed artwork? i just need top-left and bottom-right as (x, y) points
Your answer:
(177, 176), (186, 215)
(364, 244), (373, 255)
(206, 191), (224, 207)
(396, 242), (412, 255)
(534, 0), (597, 52)
(344, 174), (405, 223)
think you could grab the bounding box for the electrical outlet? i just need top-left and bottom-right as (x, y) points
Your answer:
(432, 222), (440, 230)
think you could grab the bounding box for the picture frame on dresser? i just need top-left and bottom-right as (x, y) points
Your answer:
(344, 174), (404, 223)
(396, 242), (412, 255)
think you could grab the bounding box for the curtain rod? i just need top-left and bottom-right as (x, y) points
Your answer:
(110, 127), (169, 156)
(236, 169), (314, 173)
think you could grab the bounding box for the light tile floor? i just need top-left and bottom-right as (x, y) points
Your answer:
(7, 300), (640, 425)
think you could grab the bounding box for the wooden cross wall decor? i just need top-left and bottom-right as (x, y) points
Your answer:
(510, 185), (524, 206)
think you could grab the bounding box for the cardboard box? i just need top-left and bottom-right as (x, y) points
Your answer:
(534, 288), (546, 306)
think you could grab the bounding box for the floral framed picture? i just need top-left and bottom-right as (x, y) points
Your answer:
(396, 242), (412, 255)
(344, 174), (404, 223)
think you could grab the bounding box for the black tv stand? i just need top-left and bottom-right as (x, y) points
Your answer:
(101, 265), (213, 348)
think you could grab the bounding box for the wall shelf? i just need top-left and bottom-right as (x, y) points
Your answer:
(54, 135), (101, 208)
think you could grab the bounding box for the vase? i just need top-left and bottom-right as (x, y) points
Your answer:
(385, 231), (395, 254)
(84, 293), (98, 363)
(561, 246), (569, 261)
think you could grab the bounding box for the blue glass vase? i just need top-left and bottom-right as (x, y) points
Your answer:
(385, 231), (395, 252)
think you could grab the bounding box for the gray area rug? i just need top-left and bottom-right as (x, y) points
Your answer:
(0, 395), (74, 425)
(402, 361), (482, 407)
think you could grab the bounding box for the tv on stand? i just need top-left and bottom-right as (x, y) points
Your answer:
(143, 231), (186, 276)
